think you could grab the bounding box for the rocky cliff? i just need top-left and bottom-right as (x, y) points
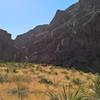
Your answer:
(0, 29), (16, 61)
(1, 0), (100, 72)
(14, 0), (100, 72)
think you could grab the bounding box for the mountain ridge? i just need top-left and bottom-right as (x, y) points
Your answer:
(0, 0), (100, 73)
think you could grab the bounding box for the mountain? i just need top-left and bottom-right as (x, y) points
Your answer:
(0, 0), (100, 72)
(0, 29), (16, 61)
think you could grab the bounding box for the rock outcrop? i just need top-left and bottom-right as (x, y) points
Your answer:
(79, 0), (100, 11)
(0, 29), (16, 61)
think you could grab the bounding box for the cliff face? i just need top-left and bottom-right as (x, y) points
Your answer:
(14, 0), (100, 72)
(79, 0), (100, 11)
(0, 0), (99, 72)
(0, 29), (16, 61)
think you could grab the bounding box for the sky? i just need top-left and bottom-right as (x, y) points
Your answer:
(0, 0), (78, 39)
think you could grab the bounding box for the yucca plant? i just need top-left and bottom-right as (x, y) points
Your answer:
(47, 85), (88, 100)
(91, 75), (100, 100)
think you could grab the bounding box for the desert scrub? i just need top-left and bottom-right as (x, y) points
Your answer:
(48, 71), (58, 75)
(65, 76), (70, 80)
(61, 70), (68, 75)
(8, 82), (29, 100)
(35, 66), (43, 71)
(0, 74), (9, 83)
(47, 85), (88, 100)
(72, 78), (82, 85)
(37, 75), (44, 79)
(86, 75), (92, 80)
(79, 71), (84, 75)
(39, 78), (53, 85)
(91, 75), (100, 99)
(29, 68), (35, 73)
(12, 75), (32, 83)
(81, 74), (100, 100)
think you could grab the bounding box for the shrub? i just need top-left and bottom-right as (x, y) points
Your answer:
(65, 76), (70, 80)
(39, 78), (53, 85)
(0, 74), (9, 83)
(48, 71), (58, 75)
(61, 71), (68, 74)
(72, 78), (82, 85)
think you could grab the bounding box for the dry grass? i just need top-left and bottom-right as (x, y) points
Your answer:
(0, 63), (98, 100)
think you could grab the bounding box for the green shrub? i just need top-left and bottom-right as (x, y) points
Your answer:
(39, 78), (53, 85)
(65, 76), (70, 80)
(72, 78), (82, 85)
(13, 69), (18, 73)
(48, 71), (58, 75)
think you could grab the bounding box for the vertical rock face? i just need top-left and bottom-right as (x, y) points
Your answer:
(0, 29), (16, 61)
(79, 0), (100, 11)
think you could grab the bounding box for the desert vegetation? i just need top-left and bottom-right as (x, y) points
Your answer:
(0, 63), (99, 100)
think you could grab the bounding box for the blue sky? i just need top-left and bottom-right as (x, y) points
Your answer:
(0, 0), (78, 39)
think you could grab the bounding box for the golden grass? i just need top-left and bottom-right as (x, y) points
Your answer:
(0, 63), (98, 100)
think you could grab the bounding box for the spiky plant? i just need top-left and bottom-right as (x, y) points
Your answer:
(92, 75), (100, 100)
(47, 85), (88, 100)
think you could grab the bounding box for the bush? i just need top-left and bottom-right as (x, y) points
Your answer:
(65, 76), (70, 80)
(0, 74), (9, 83)
(48, 71), (58, 75)
(39, 78), (53, 85)
(72, 78), (82, 85)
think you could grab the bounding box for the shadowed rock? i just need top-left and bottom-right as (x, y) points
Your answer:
(0, 29), (16, 61)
